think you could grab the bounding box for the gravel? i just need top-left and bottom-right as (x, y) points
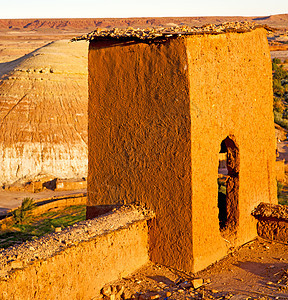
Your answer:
(72, 22), (275, 43)
(251, 202), (288, 220)
(0, 205), (154, 279)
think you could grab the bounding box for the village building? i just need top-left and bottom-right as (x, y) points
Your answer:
(81, 22), (277, 273)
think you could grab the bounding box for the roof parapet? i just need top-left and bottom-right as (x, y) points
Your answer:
(72, 21), (275, 43)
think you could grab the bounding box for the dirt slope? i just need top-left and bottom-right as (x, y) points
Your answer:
(0, 40), (88, 185)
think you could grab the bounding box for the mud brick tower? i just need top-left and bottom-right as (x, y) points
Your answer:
(83, 23), (277, 272)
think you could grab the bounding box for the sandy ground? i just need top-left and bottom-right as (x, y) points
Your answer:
(271, 50), (288, 62)
(278, 141), (288, 163)
(0, 188), (87, 216)
(111, 238), (288, 299)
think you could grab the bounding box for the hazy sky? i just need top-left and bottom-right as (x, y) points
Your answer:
(1, 0), (288, 19)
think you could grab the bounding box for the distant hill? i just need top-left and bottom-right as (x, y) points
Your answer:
(252, 14), (288, 28)
(0, 13), (287, 185)
(0, 40), (88, 185)
(0, 14), (287, 31)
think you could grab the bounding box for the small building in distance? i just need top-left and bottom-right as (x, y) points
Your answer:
(78, 22), (277, 273)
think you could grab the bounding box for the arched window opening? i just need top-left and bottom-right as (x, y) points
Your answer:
(218, 140), (228, 230)
(218, 137), (239, 236)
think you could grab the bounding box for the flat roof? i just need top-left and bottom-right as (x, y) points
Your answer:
(72, 22), (273, 43)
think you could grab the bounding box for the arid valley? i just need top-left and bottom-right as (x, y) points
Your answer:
(1, 14), (288, 300)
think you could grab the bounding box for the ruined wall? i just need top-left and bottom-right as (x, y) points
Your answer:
(0, 207), (150, 300)
(88, 28), (276, 273)
(187, 28), (277, 271)
(252, 202), (288, 243)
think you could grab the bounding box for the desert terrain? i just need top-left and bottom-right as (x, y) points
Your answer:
(0, 14), (288, 62)
(0, 14), (287, 188)
(0, 35), (88, 187)
(1, 15), (288, 299)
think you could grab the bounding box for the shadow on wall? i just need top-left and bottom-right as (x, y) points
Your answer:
(218, 136), (240, 238)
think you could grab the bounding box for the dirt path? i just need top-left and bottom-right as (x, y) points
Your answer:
(111, 238), (288, 299)
(278, 140), (288, 163)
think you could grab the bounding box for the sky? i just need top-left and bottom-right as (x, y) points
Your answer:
(1, 0), (288, 19)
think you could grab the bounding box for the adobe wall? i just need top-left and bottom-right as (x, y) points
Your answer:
(0, 207), (151, 300)
(88, 38), (194, 271)
(187, 28), (277, 271)
(87, 28), (276, 273)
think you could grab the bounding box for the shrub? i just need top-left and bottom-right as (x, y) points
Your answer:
(13, 197), (36, 224)
(277, 181), (284, 198)
(274, 111), (288, 130)
(273, 57), (282, 64)
(273, 96), (285, 113)
(272, 62), (278, 71)
(274, 65), (288, 81)
(273, 79), (285, 96)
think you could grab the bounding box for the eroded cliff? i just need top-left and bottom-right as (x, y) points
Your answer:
(0, 40), (88, 185)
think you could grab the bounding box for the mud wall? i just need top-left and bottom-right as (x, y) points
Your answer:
(257, 218), (288, 242)
(187, 28), (277, 271)
(252, 202), (288, 243)
(87, 28), (276, 273)
(0, 207), (150, 300)
(88, 38), (193, 271)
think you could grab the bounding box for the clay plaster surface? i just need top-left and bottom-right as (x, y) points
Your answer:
(187, 28), (277, 271)
(0, 205), (152, 299)
(88, 37), (193, 271)
(87, 28), (277, 273)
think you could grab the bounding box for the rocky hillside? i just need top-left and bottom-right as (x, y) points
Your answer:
(0, 40), (88, 185)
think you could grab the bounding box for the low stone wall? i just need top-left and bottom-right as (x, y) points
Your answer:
(0, 206), (152, 300)
(5, 178), (87, 193)
(252, 202), (288, 243)
(55, 179), (87, 191)
(31, 193), (87, 216)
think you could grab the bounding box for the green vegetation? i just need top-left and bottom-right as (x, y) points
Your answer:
(277, 181), (288, 205)
(274, 111), (288, 130)
(0, 205), (86, 249)
(217, 178), (226, 196)
(273, 58), (288, 128)
(12, 197), (35, 224)
(273, 57), (282, 64)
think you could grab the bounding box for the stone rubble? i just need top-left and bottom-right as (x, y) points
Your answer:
(101, 278), (263, 300)
(252, 202), (288, 220)
(72, 22), (274, 42)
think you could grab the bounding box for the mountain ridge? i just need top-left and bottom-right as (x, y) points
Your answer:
(0, 14), (287, 30)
